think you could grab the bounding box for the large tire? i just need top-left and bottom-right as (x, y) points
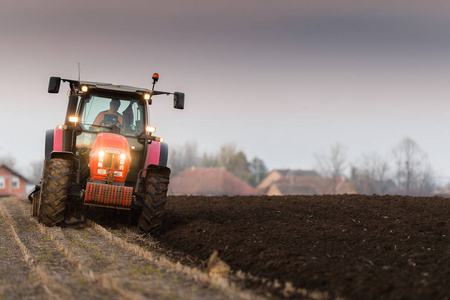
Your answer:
(33, 160), (48, 219)
(38, 158), (72, 226)
(31, 190), (40, 217)
(138, 167), (170, 235)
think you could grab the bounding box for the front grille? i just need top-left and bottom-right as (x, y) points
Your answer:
(103, 153), (113, 168)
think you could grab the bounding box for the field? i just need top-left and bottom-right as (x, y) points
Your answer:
(0, 195), (448, 299)
(156, 195), (449, 299)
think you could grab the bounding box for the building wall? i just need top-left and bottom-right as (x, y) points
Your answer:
(266, 184), (282, 196)
(257, 171), (283, 190)
(0, 168), (27, 198)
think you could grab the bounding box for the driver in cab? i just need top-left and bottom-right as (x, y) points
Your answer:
(93, 99), (123, 127)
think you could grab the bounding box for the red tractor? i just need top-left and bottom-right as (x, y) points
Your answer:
(29, 74), (184, 235)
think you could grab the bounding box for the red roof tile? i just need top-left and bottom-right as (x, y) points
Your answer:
(169, 167), (260, 196)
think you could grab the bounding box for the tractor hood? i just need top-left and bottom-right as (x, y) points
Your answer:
(89, 133), (131, 183)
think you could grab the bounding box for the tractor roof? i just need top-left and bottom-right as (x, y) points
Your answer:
(58, 78), (172, 97)
(76, 80), (152, 94)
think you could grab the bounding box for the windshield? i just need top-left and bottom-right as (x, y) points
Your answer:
(79, 95), (145, 137)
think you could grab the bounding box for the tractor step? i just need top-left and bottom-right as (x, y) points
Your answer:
(84, 182), (133, 210)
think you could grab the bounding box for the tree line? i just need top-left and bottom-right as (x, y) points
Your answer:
(168, 142), (268, 187)
(0, 137), (441, 196)
(314, 137), (436, 196)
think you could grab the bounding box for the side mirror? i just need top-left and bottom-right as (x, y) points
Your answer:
(173, 92), (185, 110)
(48, 77), (61, 93)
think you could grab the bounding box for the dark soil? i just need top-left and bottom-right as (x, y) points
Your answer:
(159, 195), (449, 300)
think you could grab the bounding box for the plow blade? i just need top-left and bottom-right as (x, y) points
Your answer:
(84, 182), (133, 210)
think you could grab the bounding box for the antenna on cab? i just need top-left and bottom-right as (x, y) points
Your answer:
(78, 63), (81, 82)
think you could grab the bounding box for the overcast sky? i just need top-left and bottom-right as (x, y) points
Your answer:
(1, 0), (450, 183)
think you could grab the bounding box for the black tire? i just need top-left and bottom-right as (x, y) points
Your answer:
(38, 158), (72, 226)
(31, 190), (40, 217)
(34, 160), (48, 219)
(138, 168), (170, 235)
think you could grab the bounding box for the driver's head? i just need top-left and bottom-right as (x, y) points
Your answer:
(110, 99), (121, 112)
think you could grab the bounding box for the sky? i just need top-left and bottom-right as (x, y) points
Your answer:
(1, 0), (450, 183)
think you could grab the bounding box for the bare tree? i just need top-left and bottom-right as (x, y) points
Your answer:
(248, 157), (268, 187)
(314, 143), (348, 193)
(168, 141), (200, 175)
(227, 151), (251, 183)
(201, 152), (219, 168)
(392, 137), (435, 196)
(314, 143), (348, 178)
(0, 154), (16, 169)
(351, 152), (392, 195)
(28, 160), (44, 184)
(218, 143), (238, 168)
(183, 141), (200, 168)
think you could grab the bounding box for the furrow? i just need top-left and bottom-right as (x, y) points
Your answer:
(89, 220), (268, 300)
(14, 199), (267, 300)
(1, 199), (117, 299)
(0, 199), (69, 299)
(16, 200), (228, 299)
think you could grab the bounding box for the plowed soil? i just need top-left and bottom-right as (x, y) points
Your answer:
(1, 195), (448, 300)
(158, 195), (449, 300)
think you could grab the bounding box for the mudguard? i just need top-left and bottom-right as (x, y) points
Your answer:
(45, 126), (73, 162)
(44, 129), (54, 162)
(142, 141), (168, 177)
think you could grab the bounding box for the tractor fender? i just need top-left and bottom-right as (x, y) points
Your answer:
(141, 141), (169, 177)
(45, 126), (73, 162)
(50, 151), (75, 161)
(27, 184), (41, 202)
(44, 129), (54, 162)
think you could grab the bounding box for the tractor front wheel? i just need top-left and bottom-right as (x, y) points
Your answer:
(38, 158), (72, 226)
(138, 166), (171, 236)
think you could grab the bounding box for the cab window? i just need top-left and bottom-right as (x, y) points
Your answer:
(80, 95), (145, 137)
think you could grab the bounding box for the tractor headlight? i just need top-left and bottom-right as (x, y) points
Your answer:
(99, 150), (105, 157)
(146, 126), (156, 134)
(81, 85), (88, 92)
(69, 116), (79, 123)
(144, 93), (151, 100)
(120, 153), (126, 160)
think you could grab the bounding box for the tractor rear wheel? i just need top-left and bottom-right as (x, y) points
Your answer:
(38, 158), (72, 226)
(33, 160), (48, 219)
(138, 167), (170, 235)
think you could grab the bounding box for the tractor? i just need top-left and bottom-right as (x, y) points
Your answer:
(28, 73), (184, 235)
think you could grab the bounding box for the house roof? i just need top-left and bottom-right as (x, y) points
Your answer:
(257, 168), (321, 191)
(169, 167), (260, 196)
(273, 184), (317, 195)
(273, 169), (319, 177)
(0, 164), (30, 183)
(268, 176), (356, 195)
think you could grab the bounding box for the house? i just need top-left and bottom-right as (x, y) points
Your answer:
(433, 187), (450, 198)
(0, 164), (30, 198)
(257, 169), (319, 190)
(258, 169), (356, 196)
(265, 176), (356, 196)
(169, 167), (261, 196)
